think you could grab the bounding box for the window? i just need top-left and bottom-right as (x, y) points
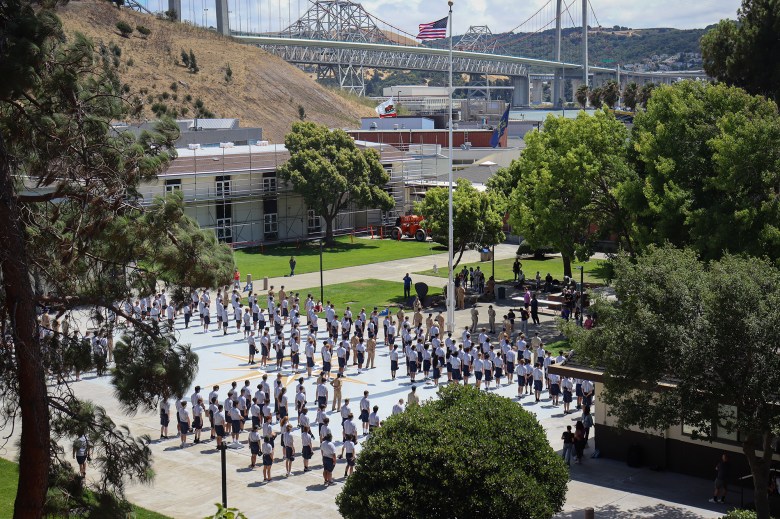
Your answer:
(716, 405), (739, 442)
(307, 210), (322, 233)
(216, 175), (231, 197)
(264, 213), (278, 240)
(216, 218), (232, 243)
(262, 173), (276, 193)
(165, 179), (182, 193)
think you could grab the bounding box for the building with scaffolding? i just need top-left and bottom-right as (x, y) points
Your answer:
(135, 138), (414, 248)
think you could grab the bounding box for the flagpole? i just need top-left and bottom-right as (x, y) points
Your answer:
(446, 0), (455, 334)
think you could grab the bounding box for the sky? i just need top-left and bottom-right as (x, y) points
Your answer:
(143, 0), (743, 35)
(361, 0), (742, 34)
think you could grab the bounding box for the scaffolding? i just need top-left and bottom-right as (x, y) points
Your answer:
(136, 139), (438, 249)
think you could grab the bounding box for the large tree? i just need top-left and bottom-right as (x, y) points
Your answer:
(336, 384), (568, 518)
(278, 122), (395, 244)
(622, 82), (639, 111)
(415, 178), (505, 268)
(0, 2), (233, 517)
(701, 0), (780, 103)
(507, 109), (636, 277)
(627, 81), (780, 261)
(567, 246), (780, 519)
(602, 80), (621, 109)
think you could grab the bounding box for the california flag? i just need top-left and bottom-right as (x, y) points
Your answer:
(375, 98), (397, 118)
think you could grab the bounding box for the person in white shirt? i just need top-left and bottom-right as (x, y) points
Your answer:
(359, 391), (371, 435)
(343, 435), (357, 478)
(248, 425), (262, 469)
(300, 412), (314, 472)
(533, 363), (545, 402)
(392, 399), (404, 415)
(389, 345), (399, 380)
(562, 377), (574, 414)
(368, 405), (381, 434)
(320, 433), (337, 486)
(282, 423), (295, 477)
(192, 398), (205, 443)
(549, 372), (561, 406)
(159, 399), (170, 439)
(178, 400), (191, 448)
(247, 332), (257, 364)
(261, 435), (274, 482)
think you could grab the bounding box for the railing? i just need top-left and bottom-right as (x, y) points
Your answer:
(137, 180), (286, 206)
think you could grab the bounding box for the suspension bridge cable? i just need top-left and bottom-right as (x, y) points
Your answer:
(588, 0), (601, 28)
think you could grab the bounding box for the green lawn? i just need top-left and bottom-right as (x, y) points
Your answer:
(234, 236), (445, 279)
(415, 256), (608, 284)
(296, 279), (442, 312)
(0, 457), (170, 519)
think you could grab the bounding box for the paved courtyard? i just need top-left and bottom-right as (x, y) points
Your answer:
(9, 244), (727, 518)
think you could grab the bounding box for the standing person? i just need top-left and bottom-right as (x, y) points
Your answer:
(359, 391), (371, 436)
(470, 305), (479, 332)
(487, 305), (496, 334)
(531, 293), (540, 325)
(562, 377), (574, 414)
(179, 400), (191, 448)
(330, 373), (343, 411)
(582, 405), (593, 442)
(366, 335), (376, 369)
(233, 268), (241, 290)
(72, 432), (91, 478)
(512, 258), (521, 281)
(343, 435), (356, 478)
(549, 372), (561, 406)
(403, 273), (412, 299)
(247, 331), (257, 364)
(289, 256), (297, 277)
(561, 426), (574, 466)
(389, 345), (399, 380)
(710, 453), (730, 503)
(574, 421), (586, 464)
(321, 433), (337, 486)
(192, 398), (205, 444)
(213, 404), (226, 448)
(283, 423), (295, 477)
(159, 398), (170, 439)
(261, 435), (274, 482)
(533, 363), (544, 402)
(300, 413), (314, 472)
(368, 405), (381, 434)
(248, 425), (261, 469)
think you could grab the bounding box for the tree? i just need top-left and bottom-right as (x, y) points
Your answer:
(622, 82), (639, 111)
(336, 384), (567, 519)
(224, 63), (232, 83)
(587, 86), (604, 108)
(415, 178), (505, 268)
(188, 49), (199, 73)
(575, 83), (589, 108)
(180, 48), (189, 67)
(297, 104), (306, 121)
(567, 246), (780, 519)
(602, 80), (620, 108)
(638, 82), (656, 108)
(507, 110), (635, 277)
(115, 20), (132, 37)
(627, 81), (780, 262)
(0, 2), (233, 517)
(701, 1), (780, 103)
(136, 25), (151, 38)
(278, 122), (394, 244)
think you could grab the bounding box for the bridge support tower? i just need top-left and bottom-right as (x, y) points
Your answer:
(167, 0), (181, 20)
(511, 76), (530, 107)
(215, 0), (230, 35)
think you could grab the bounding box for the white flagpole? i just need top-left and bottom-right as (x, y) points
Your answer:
(446, 0), (455, 334)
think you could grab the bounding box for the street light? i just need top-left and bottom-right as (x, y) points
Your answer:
(319, 238), (324, 303)
(219, 443), (227, 507)
(575, 265), (584, 326)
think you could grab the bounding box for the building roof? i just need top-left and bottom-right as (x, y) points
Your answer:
(162, 141), (407, 177)
(180, 118), (240, 130)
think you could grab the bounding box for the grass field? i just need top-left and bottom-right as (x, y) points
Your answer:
(296, 279), (442, 312)
(234, 236), (445, 279)
(0, 458), (170, 519)
(415, 256), (609, 284)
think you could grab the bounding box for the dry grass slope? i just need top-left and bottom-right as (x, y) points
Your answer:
(58, 0), (374, 142)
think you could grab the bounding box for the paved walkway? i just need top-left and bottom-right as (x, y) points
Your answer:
(4, 247), (724, 519)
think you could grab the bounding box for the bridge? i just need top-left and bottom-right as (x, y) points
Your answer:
(133, 0), (709, 107)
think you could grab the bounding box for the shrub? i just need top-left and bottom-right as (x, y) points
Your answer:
(115, 21), (133, 38)
(126, 58), (134, 67)
(188, 49), (199, 73)
(136, 25), (151, 37)
(161, 91), (170, 100)
(170, 82), (178, 92)
(180, 49), (189, 67)
(336, 384), (568, 519)
(184, 94), (192, 102)
(721, 511), (757, 519)
(224, 63), (233, 83)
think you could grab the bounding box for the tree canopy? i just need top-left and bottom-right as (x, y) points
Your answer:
(278, 121), (394, 243)
(507, 109), (635, 277)
(0, 1), (233, 517)
(567, 246), (780, 519)
(336, 384), (568, 519)
(701, 0), (780, 103)
(627, 81), (780, 261)
(415, 178), (505, 268)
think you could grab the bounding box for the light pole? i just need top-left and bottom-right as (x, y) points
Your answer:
(219, 443), (227, 507)
(319, 239), (324, 303)
(575, 265), (584, 326)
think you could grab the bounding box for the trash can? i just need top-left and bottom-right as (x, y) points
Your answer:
(480, 247), (493, 262)
(497, 286), (506, 300)
(263, 277), (269, 291)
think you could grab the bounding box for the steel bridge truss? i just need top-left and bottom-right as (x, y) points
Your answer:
(258, 44), (529, 96)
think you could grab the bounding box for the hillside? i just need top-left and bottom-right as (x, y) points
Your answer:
(57, 0), (374, 142)
(496, 26), (707, 68)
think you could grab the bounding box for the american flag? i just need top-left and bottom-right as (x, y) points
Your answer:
(416, 17), (448, 40)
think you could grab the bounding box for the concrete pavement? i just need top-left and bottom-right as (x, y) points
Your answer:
(3, 245), (724, 519)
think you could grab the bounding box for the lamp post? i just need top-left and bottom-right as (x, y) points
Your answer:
(219, 443), (227, 507)
(319, 238), (324, 303)
(575, 265), (584, 326)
